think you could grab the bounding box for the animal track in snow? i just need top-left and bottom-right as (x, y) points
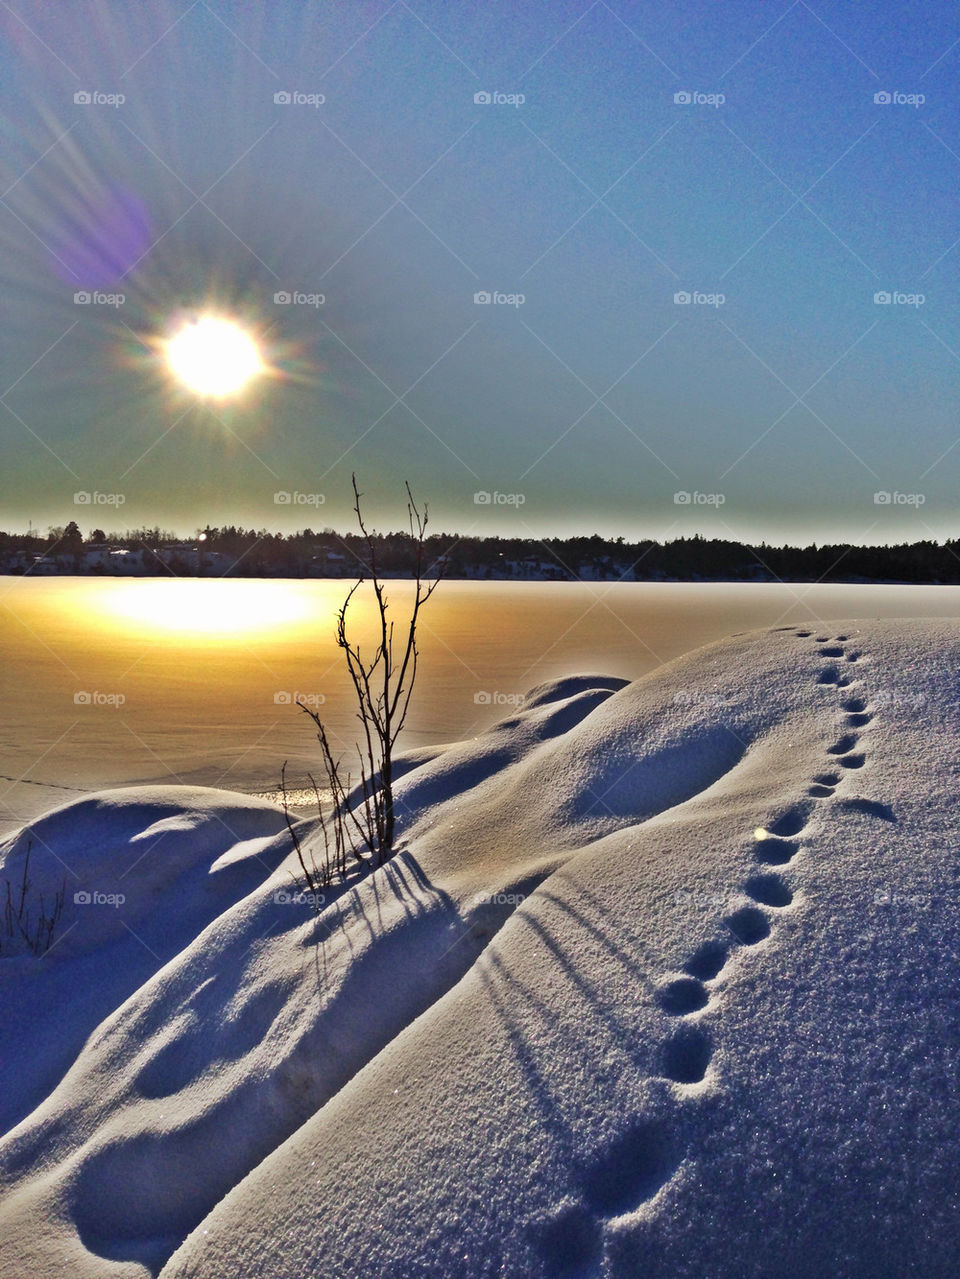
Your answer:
(817, 666), (850, 686)
(656, 977), (709, 1015)
(540, 628), (883, 1265)
(725, 905), (770, 945)
(536, 1203), (602, 1279)
(765, 806), (811, 837)
(837, 797), (895, 822)
(684, 940), (728, 981)
(535, 1119), (682, 1272)
(839, 753), (866, 769)
(536, 1116), (683, 1276)
(649, 634), (884, 1192)
(745, 873), (793, 907)
(661, 1024), (713, 1085)
(754, 837), (800, 866)
(578, 1119), (681, 1217)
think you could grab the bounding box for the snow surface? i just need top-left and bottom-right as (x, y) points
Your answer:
(1, 622), (959, 1277)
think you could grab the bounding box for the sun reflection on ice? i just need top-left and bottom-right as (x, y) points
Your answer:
(92, 579), (318, 640)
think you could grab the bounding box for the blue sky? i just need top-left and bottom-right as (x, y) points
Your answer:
(0, 0), (957, 542)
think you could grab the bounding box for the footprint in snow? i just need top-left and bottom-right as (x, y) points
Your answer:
(534, 1121), (682, 1275)
(745, 873), (793, 907)
(579, 1119), (681, 1216)
(661, 1024), (713, 1084)
(754, 836), (800, 866)
(535, 1202), (603, 1279)
(541, 632), (882, 1268)
(684, 940), (729, 981)
(817, 666), (849, 687)
(725, 905), (770, 945)
(656, 976), (709, 1015)
(765, 806), (811, 837)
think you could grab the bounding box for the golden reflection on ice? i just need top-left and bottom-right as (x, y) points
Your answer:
(91, 579), (323, 640)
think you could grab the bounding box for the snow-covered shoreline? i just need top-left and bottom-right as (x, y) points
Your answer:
(2, 621), (959, 1277)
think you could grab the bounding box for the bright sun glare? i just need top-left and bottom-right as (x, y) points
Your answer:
(165, 315), (264, 398)
(98, 580), (314, 639)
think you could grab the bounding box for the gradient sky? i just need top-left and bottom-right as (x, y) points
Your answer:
(0, 0), (957, 543)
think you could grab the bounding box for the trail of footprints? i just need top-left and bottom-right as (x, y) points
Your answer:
(652, 629), (873, 1090)
(541, 629), (875, 1276)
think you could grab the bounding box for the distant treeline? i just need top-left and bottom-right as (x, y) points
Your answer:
(2, 523), (960, 583)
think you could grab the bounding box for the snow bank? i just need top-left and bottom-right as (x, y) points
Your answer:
(0, 789), (289, 1135)
(2, 623), (960, 1278)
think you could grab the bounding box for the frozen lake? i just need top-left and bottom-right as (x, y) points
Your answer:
(2, 576), (958, 836)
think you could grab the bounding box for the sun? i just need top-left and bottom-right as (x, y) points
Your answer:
(165, 315), (264, 398)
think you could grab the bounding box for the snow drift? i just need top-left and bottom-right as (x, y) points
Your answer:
(1, 621), (959, 1278)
